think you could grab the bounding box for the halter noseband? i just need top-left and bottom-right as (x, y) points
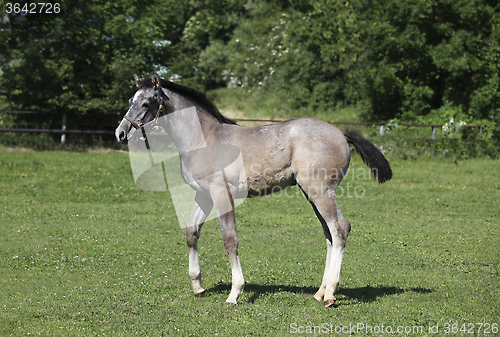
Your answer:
(124, 115), (141, 130)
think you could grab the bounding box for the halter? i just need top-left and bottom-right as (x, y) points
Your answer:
(124, 76), (169, 136)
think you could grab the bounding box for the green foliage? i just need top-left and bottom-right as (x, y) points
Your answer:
(0, 0), (182, 114)
(198, 0), (499, 132)
(208, 0), (361, 110)
(1, 0), (499, 151)
(365, 121), (499, 161)
(167, 0), (247, 91)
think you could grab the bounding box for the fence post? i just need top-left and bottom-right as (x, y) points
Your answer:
(379, 124), (384, 136)
(61, 114), (67, 145)
(431, 126), (436, 140)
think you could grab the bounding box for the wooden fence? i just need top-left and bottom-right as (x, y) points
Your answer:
(0, 111), (485, 145)
(232, 118), (484, 141)
(0, 111), (116, 144)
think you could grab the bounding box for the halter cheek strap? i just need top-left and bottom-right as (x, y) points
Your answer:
(154, 79), (169, 120)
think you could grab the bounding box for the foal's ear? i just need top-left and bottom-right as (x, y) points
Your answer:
(133, 74), (141, 88)
(152, 73), (162, 89)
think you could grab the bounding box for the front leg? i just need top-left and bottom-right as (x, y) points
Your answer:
(186, 193), (213, 297)
(212, 186), (244, 305)
(219, 210), (244, 305)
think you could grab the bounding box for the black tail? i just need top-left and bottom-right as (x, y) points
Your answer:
(344, 130), (392, 184)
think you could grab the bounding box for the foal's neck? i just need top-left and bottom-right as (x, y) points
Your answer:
(164, 93), (220, 154)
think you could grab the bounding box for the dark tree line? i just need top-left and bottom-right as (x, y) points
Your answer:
(1, 0), (499, 132)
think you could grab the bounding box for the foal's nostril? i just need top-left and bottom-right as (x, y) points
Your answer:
(119, 131), (125, 142)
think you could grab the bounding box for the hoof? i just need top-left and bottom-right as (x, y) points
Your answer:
(225, 301), (238, 306)
(194, 290), (205, 298)
(324, 298), (336, 307)
(313, 295), (322, 302)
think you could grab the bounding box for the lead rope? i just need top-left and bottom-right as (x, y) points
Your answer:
(124, 115), (154, 165)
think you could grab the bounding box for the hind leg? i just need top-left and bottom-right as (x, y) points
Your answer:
(315, 200), (350, 306)
(300, 185), (351, 307)
(314, 240), (332, 302)
(186, 193), (213, 297)
(315, 200), (350, 307)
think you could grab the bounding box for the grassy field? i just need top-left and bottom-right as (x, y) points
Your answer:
(0, 150), (499, 336)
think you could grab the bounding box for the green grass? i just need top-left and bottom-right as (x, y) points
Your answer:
(0, 151), (499, 336)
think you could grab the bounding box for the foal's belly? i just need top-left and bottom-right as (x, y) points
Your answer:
(245, 167), (297, 197)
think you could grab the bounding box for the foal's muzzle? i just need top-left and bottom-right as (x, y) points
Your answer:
(115, 119), (135, 144)
(117, 130), (127, 143)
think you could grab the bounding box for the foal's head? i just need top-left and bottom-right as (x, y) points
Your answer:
(115, 74), (168, 143)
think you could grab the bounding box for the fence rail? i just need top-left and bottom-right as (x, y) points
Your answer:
(0, 110), (118, 144)
(0, 111), (485, 145)
(233, 118), (485, 140)
(233, 118), (484, 129)
(0, 128), (114, 135)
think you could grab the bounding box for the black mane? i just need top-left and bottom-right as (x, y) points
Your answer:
(138, 78), (237, 125)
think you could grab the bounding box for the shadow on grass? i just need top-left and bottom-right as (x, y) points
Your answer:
(338, 285), (433, 304)
(206, 282), (433, 305)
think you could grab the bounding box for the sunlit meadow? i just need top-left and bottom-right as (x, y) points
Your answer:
(0, 151), (498, 336)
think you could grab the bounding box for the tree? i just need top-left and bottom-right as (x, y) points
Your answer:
(198, 0), (499, 125)
(170, 0), (248, 90)
(0, 0), (183, 114)
(1, 0), (498, 128)
(353, 0), (500, 121)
